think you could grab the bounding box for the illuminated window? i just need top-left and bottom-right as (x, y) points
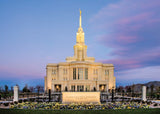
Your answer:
(85, 68), (88, 79)
(63, 68), (67, 74)
(73, 68), (76, 80)
(63, 77), (67, 80)
(52, 70), (56, 75)
(93, 69), (98, 75)
(63, 69), (65, 74)
(78, 68), (83, 80)
(71, 85), (75, 91)
(96, 69), (98, 75)
(105, 70), (109, 75)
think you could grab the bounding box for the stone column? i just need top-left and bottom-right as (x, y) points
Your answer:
(61, 84), (63, 91)
(51, 84), (54, 93)
(142, 86), (147, 101)
(106, 85), (108, 93)
(97, 83), (99, 91)
(75, 84), (77, 91)
(13, 86), (18, 102)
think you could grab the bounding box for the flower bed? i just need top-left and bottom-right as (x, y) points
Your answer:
(10, 102), (150, 110)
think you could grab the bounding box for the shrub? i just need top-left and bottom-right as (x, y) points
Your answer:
(10, 102), (14, 105)
(14, 101), (18, 104)
(3, 103), (9, 106)
(23, 99), (28, 102)
(153, 103), (158, 106)
(19, 100), (22, 103)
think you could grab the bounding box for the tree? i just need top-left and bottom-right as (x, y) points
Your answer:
(35, 85), (44, 103)
(4, 85), (8, 93)
(0, 86), (4, 92)
(35, 85), (44, 93)
(11, 86), (13, 92)
(29, 86), (34, 93)
(23, 84), (30, 92)
(117, 86), (124, 93)
(132, 84), (135, 97)
(125, 86), (131, 92)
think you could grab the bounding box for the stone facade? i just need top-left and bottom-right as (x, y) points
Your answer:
(44, 10), (116, 93)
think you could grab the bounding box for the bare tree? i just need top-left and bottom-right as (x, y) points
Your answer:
(132, 84), (135, 97)
(35, 85), (44, 103)
(150, 84), (154, 99)
(11, 86), (13, 92)
(29, 86), (34, 93)
(0, 86), (4, 92)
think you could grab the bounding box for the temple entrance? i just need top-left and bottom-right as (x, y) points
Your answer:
(55, 85), (61, 92)
(99, 85), (106, 92)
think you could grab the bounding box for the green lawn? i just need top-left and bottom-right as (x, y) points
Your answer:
(0, 108), (160, 114)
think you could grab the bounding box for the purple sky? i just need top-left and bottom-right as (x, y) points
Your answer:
(0, 0), (160, 88)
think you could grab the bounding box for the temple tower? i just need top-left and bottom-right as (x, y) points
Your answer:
(66, 10), (95, 62)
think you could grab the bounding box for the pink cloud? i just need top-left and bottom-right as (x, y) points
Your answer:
(91, 0), (160, 73)
(0, 65), (44, 79)
(117, 35), (137, 43)
(100, 59), (142, 70)
(116, 12), (154, 30)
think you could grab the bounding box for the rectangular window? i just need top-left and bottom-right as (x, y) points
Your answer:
(96, 69), (98, 75)
(63, 69), (65, 74)
(73, 68), (76, 80)
(63, 69), (67, 74)
(93, 69), (98, 75)
(71, 85), (75, 91)
(52, 70), (56, 75)
(105, 70), (109, 75)
(85, 68), (88, 79)
(78, 68), (83, 80)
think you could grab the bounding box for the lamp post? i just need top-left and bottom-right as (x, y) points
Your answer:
(122, 90), (124, 102)
(112, 87), (114, 102)
(95, 78), (98, 91)
(49, 89), (51, 102)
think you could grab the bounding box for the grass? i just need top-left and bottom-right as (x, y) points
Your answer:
(0, 108), (160, 114)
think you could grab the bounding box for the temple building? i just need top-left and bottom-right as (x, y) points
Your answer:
(44, 10), (116, 93)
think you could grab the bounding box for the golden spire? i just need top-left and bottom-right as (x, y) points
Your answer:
(79, 9), (82, 27)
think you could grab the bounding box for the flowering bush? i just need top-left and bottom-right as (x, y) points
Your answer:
(10, 102), (150, 110)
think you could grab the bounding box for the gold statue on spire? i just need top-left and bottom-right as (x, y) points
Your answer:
(80, 9), (81, 16)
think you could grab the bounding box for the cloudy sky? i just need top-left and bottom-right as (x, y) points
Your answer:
(0, 0), (160, 89)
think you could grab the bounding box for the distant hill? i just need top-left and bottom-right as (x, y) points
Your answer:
(133, 81), (160, 92)
(144, 81), (160, 87)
